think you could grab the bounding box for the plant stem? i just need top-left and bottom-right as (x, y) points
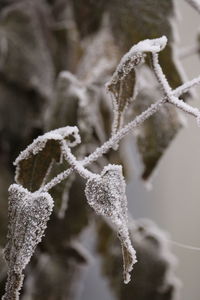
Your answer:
(41, 75), (200, 192)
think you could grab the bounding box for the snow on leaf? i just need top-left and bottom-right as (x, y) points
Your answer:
(14, 126), (81, 192)
(3, 184), (54, 300)
(85, 164), (137, 283)
(106, 37), (167, 137)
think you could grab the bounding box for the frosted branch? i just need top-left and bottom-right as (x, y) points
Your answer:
(60, 140), (98, 180)
(42, 72), (200, 193)
(152, 52), (200, 122)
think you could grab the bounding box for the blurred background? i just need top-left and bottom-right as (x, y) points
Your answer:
(0, 0), (200, 300)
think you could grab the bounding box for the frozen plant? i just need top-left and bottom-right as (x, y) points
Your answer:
(2, 35), (200, 300)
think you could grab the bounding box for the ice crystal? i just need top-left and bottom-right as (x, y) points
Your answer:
(85, 164), (137, 283)
(3, 184), (54, 300)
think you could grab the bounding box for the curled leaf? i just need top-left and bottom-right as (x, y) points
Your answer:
(3, 184), (54, 300)
(14, 126), (81, 192)
(106, 37), (167, 136)
(85, 164), (137, 283)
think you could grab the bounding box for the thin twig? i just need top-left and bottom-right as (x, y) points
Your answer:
(60, 140), (98, 180)
(152, 52), (200, 120)
(41, 74), (200, 192)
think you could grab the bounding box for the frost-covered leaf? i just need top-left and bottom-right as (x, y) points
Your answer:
(106, 37), (167, 135)
(106, 52), (139, 136)
(14, 126), (81, 192)
(4, 184), (54, 272)
(85, 164), (137, 283)
(3, 184), (54, 300)
(108, 0), (184, 89)
(0, 1), (54, 98)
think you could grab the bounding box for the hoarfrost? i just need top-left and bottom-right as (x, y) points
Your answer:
(110, 36), (167, 81)
(3, 184), (54, 300)
(85, 164), (137, 283)
(152, 52), (200, 122)
(106, 36), (168, 143)
(14, 126), (81, 166)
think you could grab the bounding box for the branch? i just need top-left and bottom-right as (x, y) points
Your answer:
(151, 52), (200, 121)
(41, 75), (200, 193)
(60, 140), (98, 180)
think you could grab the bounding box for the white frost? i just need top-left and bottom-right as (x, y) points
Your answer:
(85, 164), (137, 283)
(14, 126), (81, 166)
(3, 184), (54, 299)
(108, 36), (167, 85)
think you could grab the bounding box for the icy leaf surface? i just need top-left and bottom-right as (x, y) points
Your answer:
(106, 37), (167, 136)
(85, 164), (137, 283)
(14, 126), (81, 192)
(3, 184), (54, 300)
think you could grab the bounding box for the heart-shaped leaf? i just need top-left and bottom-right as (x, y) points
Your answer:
(4, 184), (54, 272)
(85, 164), (137, 283)
(3, 184), (54, 300)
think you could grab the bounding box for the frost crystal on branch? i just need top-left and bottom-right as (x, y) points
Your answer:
(85, 164), (137, 283)
(151, 51), (200, 123)
(3, 184), (54, 300)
